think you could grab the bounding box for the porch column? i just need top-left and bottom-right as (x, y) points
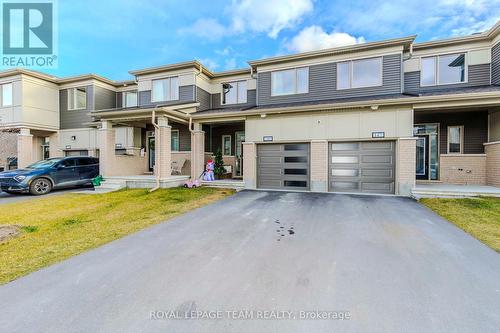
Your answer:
(310, 140), (328, 192)
(98, 120), (115, 176)
(48, 132), (63, 158)
(190, 122), (205, 179)
(396, 137), (417, 196)
(17, 128), (34, 168)
(243, 142), (257, 189)
(155, 116), (171, 179)
(485, 141), (500, 187)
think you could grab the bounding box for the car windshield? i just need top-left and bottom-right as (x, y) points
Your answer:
(26, 158), (63, 169)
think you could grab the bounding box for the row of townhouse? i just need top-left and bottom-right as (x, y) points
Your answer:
(1, 22), (500, 196)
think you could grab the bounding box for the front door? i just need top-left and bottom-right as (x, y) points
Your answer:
(235, 131), (245, 177)
(148, 137), (155, 171)
(416, 135), (429, 180)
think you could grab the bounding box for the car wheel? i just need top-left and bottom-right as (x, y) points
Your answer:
(30, 178), (52, 195)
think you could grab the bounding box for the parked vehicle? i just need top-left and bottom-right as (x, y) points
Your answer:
(0, 157), (99, 195)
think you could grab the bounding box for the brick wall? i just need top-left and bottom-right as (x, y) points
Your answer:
(310, 140), (328, 192)
(397, 138), (416, 196)
(485, 142), (500, 187)
(243, 142), (256, 189)
(0, 130), (18, 170)
(439, 154), (486, 185)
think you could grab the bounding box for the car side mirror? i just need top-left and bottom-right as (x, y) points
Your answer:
(55, 164), (64, 170)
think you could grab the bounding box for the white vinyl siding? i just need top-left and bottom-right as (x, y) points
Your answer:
(421, 53), (466, 86)
(1, 83), (13, 107)
(271, 67), (309, 96)
(222, 81), (247, 105)
(68, 87), (87, 110)
(337, 57), (382, 89)
(152, 77), (179, 102)
(123, 91), (137, 108)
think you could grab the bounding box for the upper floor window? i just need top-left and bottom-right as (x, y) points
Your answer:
(152, 77), (179, 102)
(337, 57), (382, 89)
(222, 81), (247, 105)
(123, 91), (137, 108)
(421, 53), (466, 86)
(1, 83), (13, 107)
(271, 67), (308, 96)
(68, 87), (87, 110)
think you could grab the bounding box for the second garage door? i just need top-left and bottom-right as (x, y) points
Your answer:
(329, 141), (395, 194)
(257, 143), (310, 190)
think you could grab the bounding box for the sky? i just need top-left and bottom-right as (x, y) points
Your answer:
(48, 0), (500, 80)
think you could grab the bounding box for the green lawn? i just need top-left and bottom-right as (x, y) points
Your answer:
(0, 187), (234, 284)
(421, 197), (500, 252)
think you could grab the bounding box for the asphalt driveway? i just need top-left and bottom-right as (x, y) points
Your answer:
(1, 190), (499, 332)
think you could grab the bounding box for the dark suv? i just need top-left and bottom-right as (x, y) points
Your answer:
(0, 157), (99, 195)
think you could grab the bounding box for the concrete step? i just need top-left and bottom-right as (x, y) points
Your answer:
(201, 180), (244, 190)
(412, 189), (500, 199)
(93, 179), (127, 194)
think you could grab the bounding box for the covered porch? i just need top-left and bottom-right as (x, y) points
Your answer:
(91, 105), (246, 188)
(413, 104), (500, 189)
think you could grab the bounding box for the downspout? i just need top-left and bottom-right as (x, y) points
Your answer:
(149, 106), (161, 192)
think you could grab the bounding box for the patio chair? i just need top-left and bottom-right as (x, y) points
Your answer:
(171, 158), (186, 175)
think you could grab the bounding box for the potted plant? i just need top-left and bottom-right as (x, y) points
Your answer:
(213, 148), (226, 179)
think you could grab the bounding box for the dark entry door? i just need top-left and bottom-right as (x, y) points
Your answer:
(416, 135), (429, 180)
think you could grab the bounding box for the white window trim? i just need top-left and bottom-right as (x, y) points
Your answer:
(171, 129), (180, 151)
(222, 135), (232, 156)
(337, 57), (383, 90)
(447, 125), (464, 154)
(122, 90), (138, 108)
(1, 83), (13, 107)
(420, 53), (468, 87)
(152, 77), (179, 102)
(270, 67), (309, 96)
(221, 80), (247, 105)
(67, 87), (87, 111)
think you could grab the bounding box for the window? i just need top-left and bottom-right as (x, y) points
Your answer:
(222, 135), (231, 155)
(222, 80), (247, 104)
(337, 57), (382, 89)
(171, 129), (179, 151)
(271, 67), (309, 96)
(123, 91), (137, 108)
(448, 126), (463, 154)
(1, 83), (13, 107)
(152, 77), (179, 102)
(421, 53), (466, 86)
(68, 87), (87, 110)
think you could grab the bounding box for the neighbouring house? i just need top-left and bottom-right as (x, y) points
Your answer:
(1, 21), (500, 195)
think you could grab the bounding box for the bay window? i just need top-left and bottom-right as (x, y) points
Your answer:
(271, 67), (309, 96)
(152, 77), (179, 102)
(337, 57), (382, 89)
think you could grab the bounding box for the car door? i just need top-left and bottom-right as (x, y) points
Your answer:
(51, 158), (78, 187)
(76, 157), (99, 182)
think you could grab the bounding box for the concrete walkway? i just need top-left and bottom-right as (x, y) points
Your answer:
(1, 191), (499, 332)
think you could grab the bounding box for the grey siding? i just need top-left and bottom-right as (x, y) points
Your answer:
(414, 110), (488, 154)
(138, 85), (195, 107)
(196, 87), (211, 111)
(211, 89), (257, 109)
(257, 54), (402, 106)
(493, 42), (500, 85)
(94, 86), (116, 111)
(170, 122), (191, 151)
(60, 85), (94, 129)
(404, 63), (491, 94)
